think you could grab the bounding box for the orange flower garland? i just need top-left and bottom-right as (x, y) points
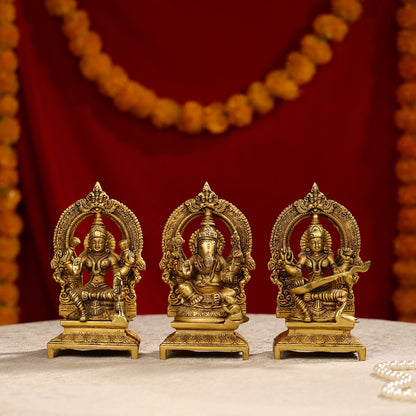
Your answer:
(394, 1), (416, 322)
(45, 0), (363, 135)
(0, 0), (21, 326)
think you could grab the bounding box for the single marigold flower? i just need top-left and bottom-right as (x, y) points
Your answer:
(398, 207), (416, 231)
(0, 236), (20, 261)
(45, 0), (76, 17)
(0, 167), (18, 189)
(398, 184), (416, 205)
(0, 283), (19, 306)
(0, 260), (18, 283)
(396, 158), (416, 183)
(0, 282), (18, 302)
(203, 103), (229, 134)
(0, 71), (18, 95)
(399, 54), (416, 80)
(394, 260), (416, 286)
(313, 14), (349, 42)
(397, 5), (416, 29)
(0, 3), (15, 24)
(69, 31), (102, 57)
(150, 98), (181, 129)
(393, 287), (416, 316)
(285, 51), (316, 85)
(300, 34), (332, 65)
(395, 106), (416, 132)
(331, 0), (363, 23)
(114, 80), (141, 112)
(0, 95), (18, 117)
(395, 233), (416, 258)
(398, 29), (416, 55)
(0, 117), (19, 144)
(79, 52), (112, 82)
(0, 22), (18, 48)
(397, 134), (416, 156)
(178, 101), (204, 134)
(0, 144), (16, 168)
(62, 9), (89, 39)
(0, 305), (18, 325)
(397, 82), (416, 106)
(130, 84), (157, 118)
(0, 211), (23, 237)
(0, 50), (17, 72)
(0, 188), (21, 211)
(226, 94), (253, 128)
(98, 65), (128, 98)
(247, 81), (274, 115)
(265, 70), (299, 100)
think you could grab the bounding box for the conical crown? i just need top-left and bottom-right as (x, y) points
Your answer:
(89, 212), (107, 239)
(308, 214), (323, 238)
(197, 210), (217, 241)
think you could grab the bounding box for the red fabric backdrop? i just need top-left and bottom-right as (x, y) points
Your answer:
(15, 0), (398, 322)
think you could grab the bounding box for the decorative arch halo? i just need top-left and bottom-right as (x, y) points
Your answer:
(161, 182), (253, 259)
(53, 182), (144, 258)
(270, 183), (363, 264)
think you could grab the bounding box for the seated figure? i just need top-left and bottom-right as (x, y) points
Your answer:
(280, 214), (356, 323)
(55, 213), (135, 321)
(173, 211), (244, 322)
(159, 183), (255, 359)
(269, 184), (370, 360)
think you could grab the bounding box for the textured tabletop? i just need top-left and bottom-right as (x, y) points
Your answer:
(1, 315), (416, 415)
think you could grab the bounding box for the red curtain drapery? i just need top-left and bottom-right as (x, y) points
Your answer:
(15, 0), (398, 322)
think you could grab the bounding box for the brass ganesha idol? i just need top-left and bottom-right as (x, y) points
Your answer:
(159, 183), (255, 359)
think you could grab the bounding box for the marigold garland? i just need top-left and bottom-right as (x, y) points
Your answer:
(45, 0), (363, 135)
(394, 1), (416, 322)
(0, 0), (21, 325)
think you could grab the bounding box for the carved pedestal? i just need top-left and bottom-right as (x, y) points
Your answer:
(273, 320), (366, 360)
(47, 317), (140, 359)
(160, 320), (249, 360)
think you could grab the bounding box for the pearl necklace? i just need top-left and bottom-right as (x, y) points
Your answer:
(373, 360), (416, 401)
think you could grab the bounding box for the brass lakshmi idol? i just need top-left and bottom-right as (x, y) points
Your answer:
(268, 184), (370, 360)
(47, 183), (145, 358)
(159, 183), (255, 359)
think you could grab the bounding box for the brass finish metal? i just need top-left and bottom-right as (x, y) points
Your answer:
(159, 182), (255, 359)
(269, 183), (370, 360)
(47, 183), (145, 358)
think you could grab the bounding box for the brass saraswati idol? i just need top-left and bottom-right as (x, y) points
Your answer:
(159, 183), (255, 359)
(268, 184), (370, 360)
(47, 183), (145, 358)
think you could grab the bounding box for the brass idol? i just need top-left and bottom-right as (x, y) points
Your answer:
(159, 183), (255, 359)
(268, 184), (370, 360)
(47, 183), (145, 358)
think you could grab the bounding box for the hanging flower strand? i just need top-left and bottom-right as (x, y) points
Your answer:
(394, 0), (416, 323)
(45, 0), (363, 135)
(0, 0), (23, 326)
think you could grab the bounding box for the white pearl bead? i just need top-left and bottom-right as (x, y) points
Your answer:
(374, 359), (416, 402)
(393, 390), (402, 400)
